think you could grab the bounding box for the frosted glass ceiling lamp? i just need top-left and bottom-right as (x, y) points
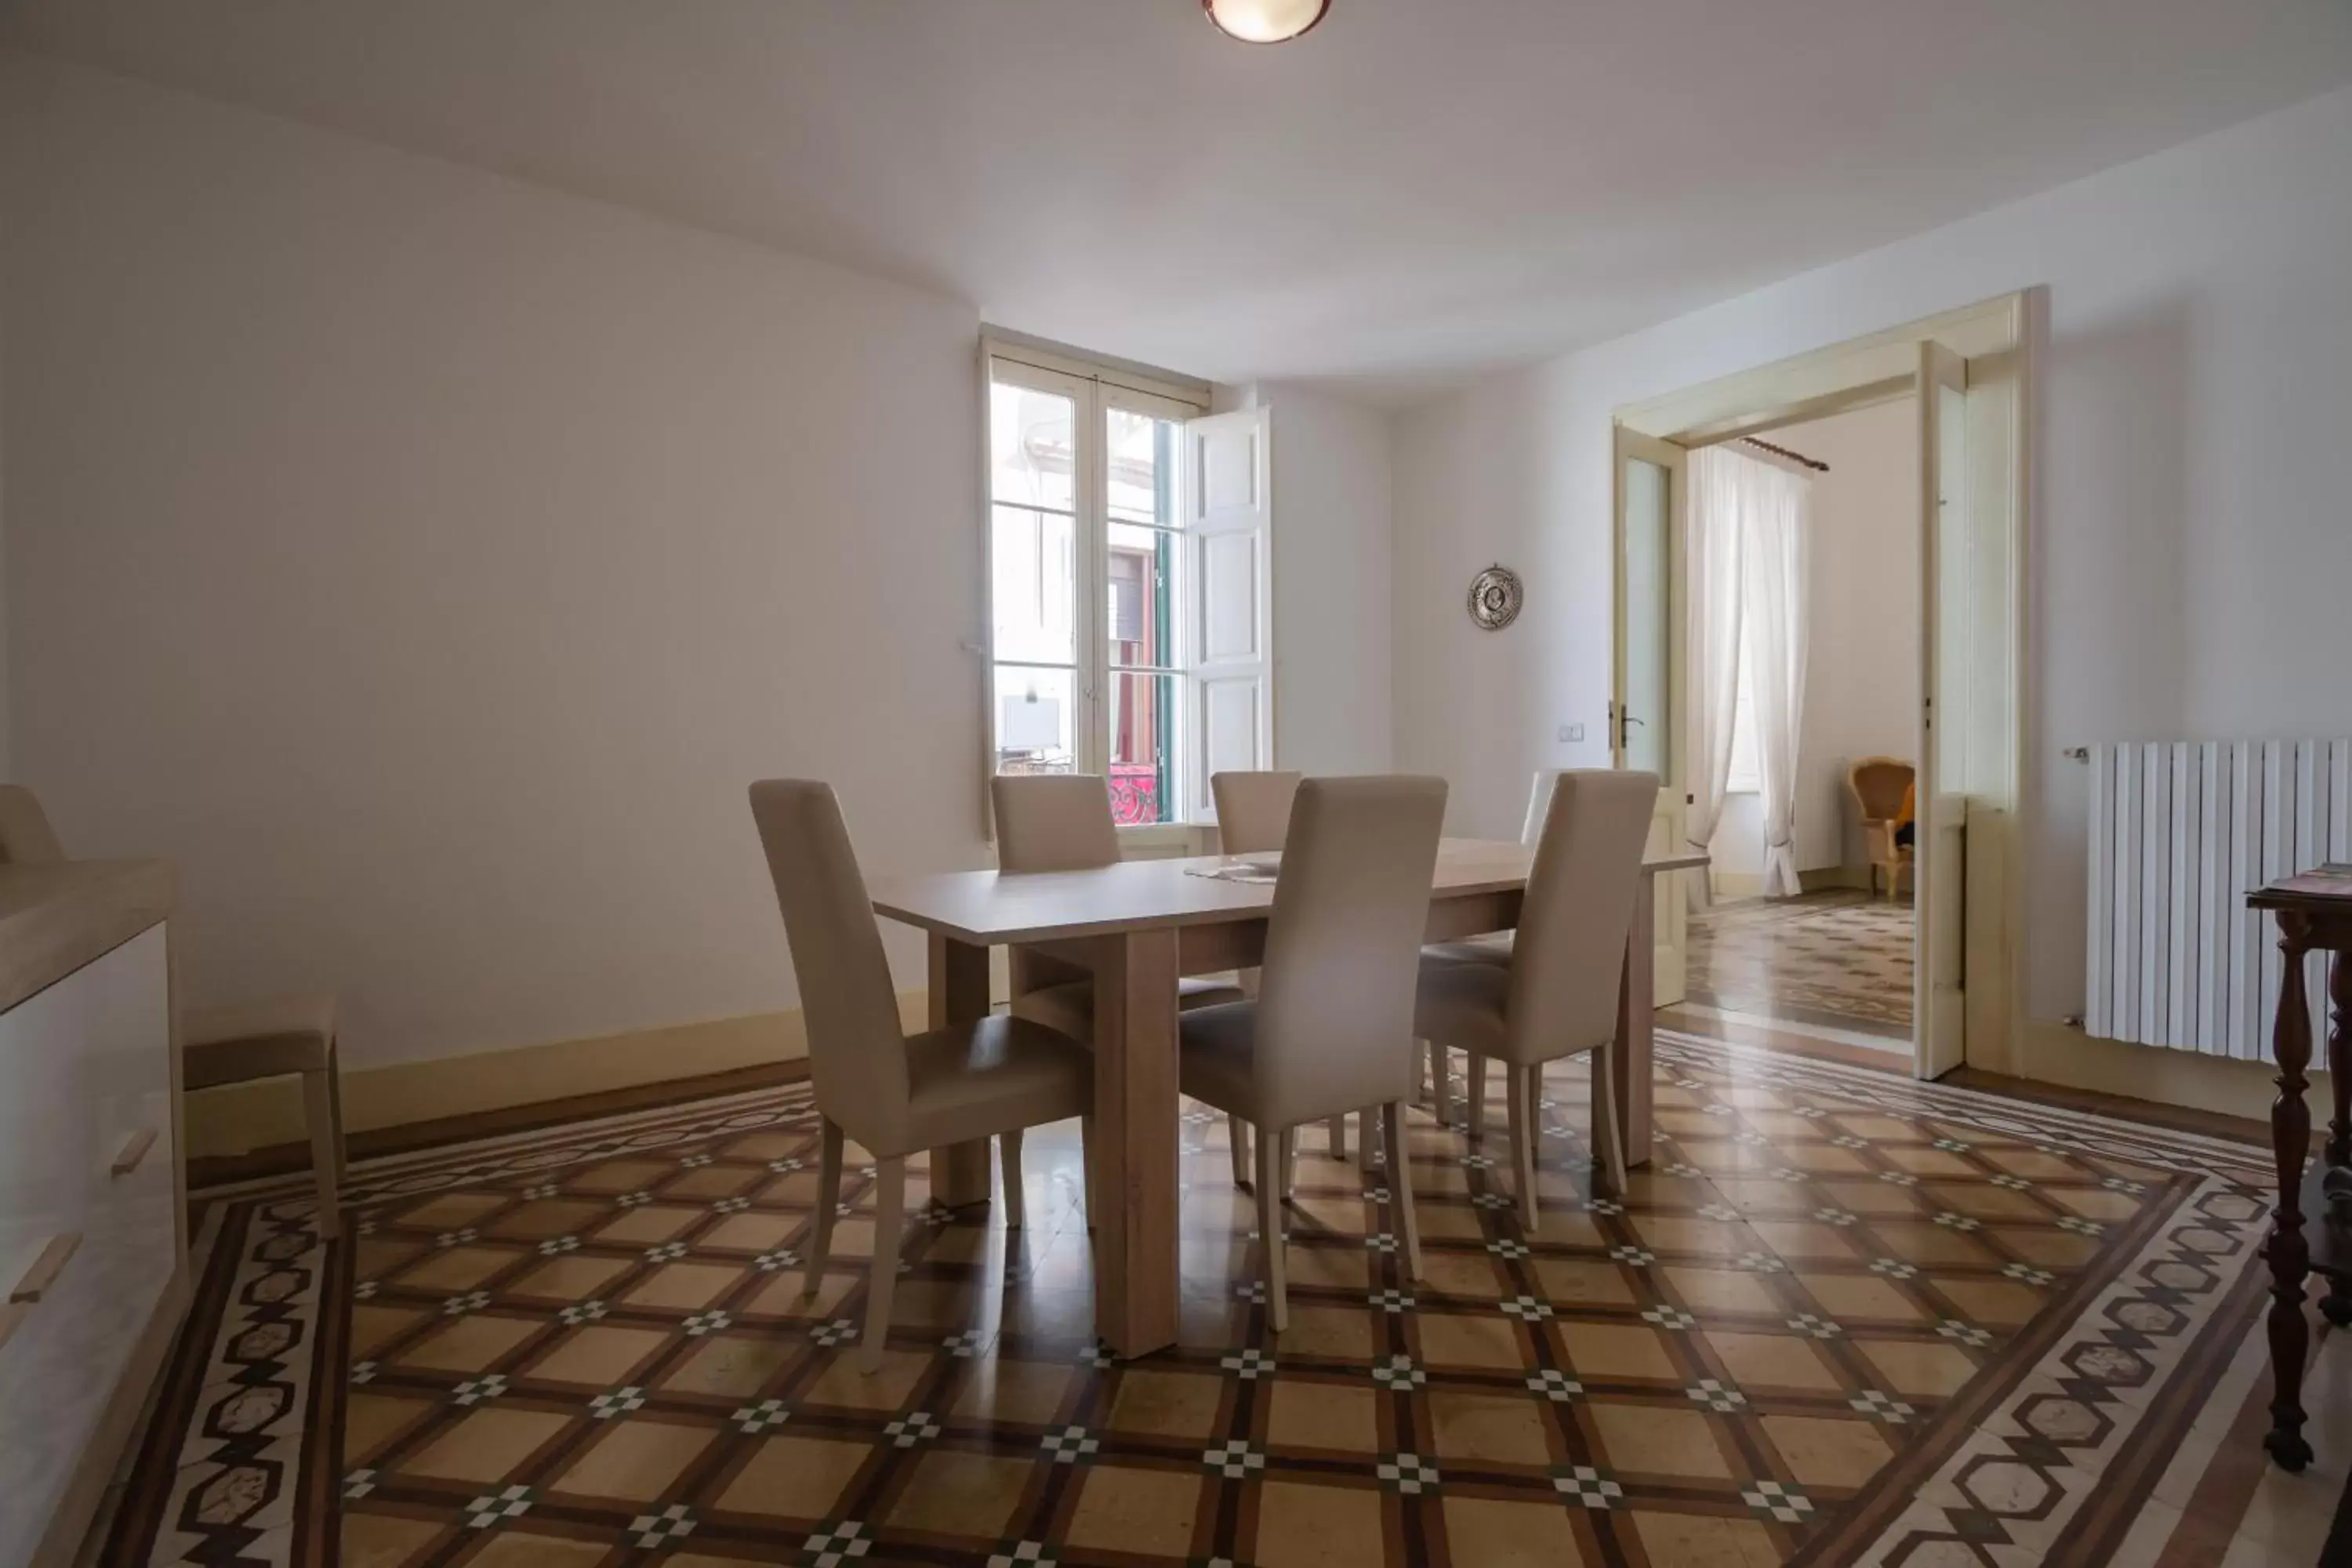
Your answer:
(1202, 0), (1330, 44)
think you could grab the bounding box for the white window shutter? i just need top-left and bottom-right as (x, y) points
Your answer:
(1182, 406), (1272, 822)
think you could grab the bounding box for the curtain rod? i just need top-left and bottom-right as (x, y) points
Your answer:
(1737, 436), (1829, 473)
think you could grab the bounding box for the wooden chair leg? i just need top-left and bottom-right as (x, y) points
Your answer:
(1427, 1043), (1451, 1128)
(1381, 1100), (1423, 1281)
(803, 1117), (844, 1298)
(325, 1045), (348, 1182)
(1508, 1065), (1541, 1231)
(1280, 1127), (1298, 1200)
(303, 1058), (343, 1240)
(1590, 1048), (1629, 1196)
(1227, 1114), (1252, 1189)
(860, 1156), (906, 1374)
(998, 1128), (1025, 1230)
(1465, 1054), (1489, 1142)
(1254, 1125), (1290, 1334)
(1327, 1114), (1348, 1161)
(1080, 1112), (1099, 1229)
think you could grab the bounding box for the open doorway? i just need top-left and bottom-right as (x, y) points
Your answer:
(1687, 399), (1919, 1054)
(1610, 294), (2031, 1081)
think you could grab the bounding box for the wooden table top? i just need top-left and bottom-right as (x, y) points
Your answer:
(0, 858), (175, 1017)
(869, 837), (1708, 946)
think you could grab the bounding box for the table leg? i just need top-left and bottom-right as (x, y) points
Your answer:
(1612, 873), (1656, 1170)
(927, 933), (994, 1210)
(1091, 927), (1180, 1359)
(2325, 953), (2352, 1331)
(2328, 953), (2352, 1168)
(2265, 917), (2315, 1471)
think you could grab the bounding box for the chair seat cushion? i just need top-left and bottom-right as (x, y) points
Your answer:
(183, 993), (337, 1089)
(903, 1014), (1092, 1150)
(1421, 935), (1514, 967)
(1173, 1000), (1261, 1120)
(1413, 958), (1512, 1058)
(1011, 975), (1250, 1045)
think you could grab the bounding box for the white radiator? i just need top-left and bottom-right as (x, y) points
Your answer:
(2085, 739), (2351, 1055)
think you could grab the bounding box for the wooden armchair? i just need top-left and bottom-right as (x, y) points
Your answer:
(1846, 757), (1915, 899)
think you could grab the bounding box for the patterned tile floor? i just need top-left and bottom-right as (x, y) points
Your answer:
(1686, 891), (1915, 1039)
(103, 1033), (2304, 1566)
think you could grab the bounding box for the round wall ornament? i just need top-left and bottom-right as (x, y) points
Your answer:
(1467, 564), (1523, 631)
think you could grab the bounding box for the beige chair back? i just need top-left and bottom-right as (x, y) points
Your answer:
(1848, 757), (1914, 823)
(0, 786), (67, 865)
(993, 775), (1120, 873)
(1506, 770), (1659, 1062)
(1211, 771), (1302, 855)
(748, 781), (912, 1151)
(1519, 770), (1565, 846)
(1252, 776), (1447, 1127)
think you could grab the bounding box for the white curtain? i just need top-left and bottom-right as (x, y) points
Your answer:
(1683, 447), (1747, 909)
(1740, 453), (1812, 897)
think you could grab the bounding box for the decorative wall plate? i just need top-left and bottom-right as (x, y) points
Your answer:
(1467, 565), (1523, 631)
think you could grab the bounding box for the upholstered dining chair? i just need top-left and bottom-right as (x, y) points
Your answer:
(1847, 757), (1916, 899)
(750, 779), (1096, 1373)
(1175, 775), (1447, 1331)
(0, 784), (350, 1238)
(1210, 770), (1301, 858)
(1208, 770), (1346, 1169)
(993, 775), (1247, 1206)
(1418, 768), (1559, 1130)
(993, 772), (1248, 1044)
(1414, 770), (1657, 1227)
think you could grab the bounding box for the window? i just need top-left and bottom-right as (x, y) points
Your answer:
(985, 346), (1270, 830)
(1724, 635), (1762, 793)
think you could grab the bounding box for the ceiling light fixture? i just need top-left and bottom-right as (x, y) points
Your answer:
(1202, 0), (1329, 45)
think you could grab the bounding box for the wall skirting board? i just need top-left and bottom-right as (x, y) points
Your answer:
(1705, 866), (1872, 901)
(182, 993), (924, 1161)
(2001, 1019), (2302, 1128)
(186, 993), (2285, 1163)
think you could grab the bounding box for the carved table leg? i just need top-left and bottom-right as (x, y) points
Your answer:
(2325, 953), (2352, 1331)
(2329, 953), (2352, 1167)
(2266, 917), (2315, 1470)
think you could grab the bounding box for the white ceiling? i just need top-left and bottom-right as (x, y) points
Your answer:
(8, 0), (2350, 406)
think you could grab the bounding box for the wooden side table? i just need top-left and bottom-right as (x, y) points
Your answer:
(2249, 874), (2352, 1471)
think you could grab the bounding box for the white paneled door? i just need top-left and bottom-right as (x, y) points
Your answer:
(1916, 340), (1968, 1080)
(1614, 426), (1689, 1005)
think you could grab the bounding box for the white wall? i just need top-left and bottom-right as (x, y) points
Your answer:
(0, 302), (9, 782)
(1393, 82), (2352, 1022)
(0, 58), (993, 1072)
(0, 60), (1403, 1083)
(1265, 383), (1395, 775)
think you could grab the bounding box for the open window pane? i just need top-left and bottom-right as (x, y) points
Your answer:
(991, 382), (1076, 514)
(1107, 524), (1176, 671)
(1106, 671), (1177, 825)
(995, 666), (1077, 776)
(993, 505), (1076, 665)
(1108, 407), (1178, 527)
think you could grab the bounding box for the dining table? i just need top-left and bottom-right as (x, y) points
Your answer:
(868, 836), (1707, 1359)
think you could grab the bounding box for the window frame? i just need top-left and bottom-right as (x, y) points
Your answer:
(982, 340), (1210, 846)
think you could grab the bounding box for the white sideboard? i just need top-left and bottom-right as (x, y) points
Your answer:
(0, 862), (182, 1568)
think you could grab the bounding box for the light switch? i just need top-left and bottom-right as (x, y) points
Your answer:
(1566, 723), (1585, 742)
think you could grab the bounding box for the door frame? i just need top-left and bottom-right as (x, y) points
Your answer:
(1611, 290), (2037, 1080)
(1610, 427), (1692, 1004)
